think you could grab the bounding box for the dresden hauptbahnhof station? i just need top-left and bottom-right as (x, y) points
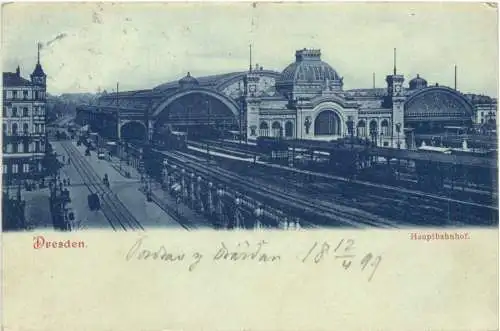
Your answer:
(76, 48), (496, 149)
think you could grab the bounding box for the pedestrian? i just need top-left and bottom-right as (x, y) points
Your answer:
(67, 178), (71, 186)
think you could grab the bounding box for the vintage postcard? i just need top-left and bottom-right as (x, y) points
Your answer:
(1, 2), (498, 331)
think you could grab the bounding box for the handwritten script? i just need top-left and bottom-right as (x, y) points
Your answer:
(125, 237), (382, 282)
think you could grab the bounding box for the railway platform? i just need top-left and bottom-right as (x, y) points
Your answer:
(139, 182), (213, 230)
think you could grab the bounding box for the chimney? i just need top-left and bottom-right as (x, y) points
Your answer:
(16, 66), (20, 77)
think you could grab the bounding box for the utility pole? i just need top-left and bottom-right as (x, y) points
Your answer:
(454, 65), (457, 90)
(116, 82), (120, 139)
(239, 98), (242, 144)
(186, 106), (189, 139)
(293, 99), (298, 167)
(249, 44), (253, 72)
(116, 82), (123, 171)
(206, 99), (211, 163)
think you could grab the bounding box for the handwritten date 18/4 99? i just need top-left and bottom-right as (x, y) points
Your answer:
(301, 239), (382, 282)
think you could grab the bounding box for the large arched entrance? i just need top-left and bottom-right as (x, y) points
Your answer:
(404, 86), (473, 134)
(120, 121), (146, 142)
(153, 90), (240, 140)
(314, 110), (341, 136)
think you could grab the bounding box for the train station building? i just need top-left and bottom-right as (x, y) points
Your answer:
(76, 48), (495, 150)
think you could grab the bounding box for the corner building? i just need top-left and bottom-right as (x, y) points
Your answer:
(2, 55), (47, 184)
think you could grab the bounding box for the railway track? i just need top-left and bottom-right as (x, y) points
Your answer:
(60, 142), (144, 231)
(170, 149), (496, 227)
(205, 139), (496, 198)
(132, 140), (496, 227)
(164, 151), (396, 228)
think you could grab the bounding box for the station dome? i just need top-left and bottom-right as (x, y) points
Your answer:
(276, 49), (343, 97)
(178, 72), (199, 89)
(409, 74), (428, 90)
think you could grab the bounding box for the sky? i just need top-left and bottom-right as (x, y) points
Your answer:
(2, 2), (498, 97)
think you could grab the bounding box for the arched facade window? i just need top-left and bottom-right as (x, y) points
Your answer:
(272, 121), (282, 137)
(314, 110), (341, 136)
(285, 121), (294, 137)
(259, 122), (269, 137)
(369, 120), (378, 137)
(357, 120), (366, 137)
(23, 123), (29, 134)
(381, 120), (389, 136)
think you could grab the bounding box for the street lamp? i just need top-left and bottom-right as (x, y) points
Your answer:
(206, 99), (211, 163)
(207, 181), (214, 215)
(190, 172), (195, 208)
(234, 195), (242, 229)
(197, 176), (204, 212)
(254, 205), (263, 230)
(181, 168), (186, 200)
(216, 186), (225, 227)
(170, 164), (177, 188)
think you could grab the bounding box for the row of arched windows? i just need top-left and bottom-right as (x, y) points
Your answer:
(258, 119), (393, 137)
(356, 119), (391, 137)
(259, 121), (294, 137)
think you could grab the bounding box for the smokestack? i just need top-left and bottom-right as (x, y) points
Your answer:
(373, 72), (376, 89)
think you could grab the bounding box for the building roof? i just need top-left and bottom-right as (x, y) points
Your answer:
(153, 71), (246, 92)
(409, 74), (428, 90)
(276, 49), (342, 88)
(405, 85), (474, 120)
(345, 88), (387, 98)
(31, 63), (46, 77)
(464, 93), (497, 105)
(3, 72), (32, 87)
(178, 72), (199, 88)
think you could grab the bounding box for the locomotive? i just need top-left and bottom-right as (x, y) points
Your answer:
(154, 125), (187, 151)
